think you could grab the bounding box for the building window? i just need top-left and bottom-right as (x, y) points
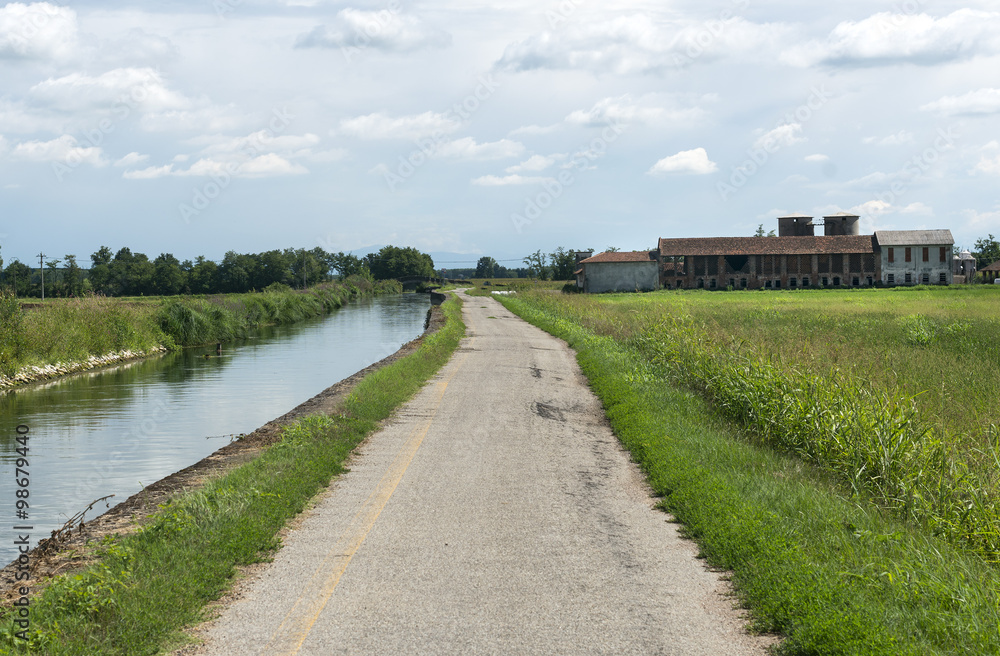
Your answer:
(821, 277), (829, 286)
(765, 280), (772, 289)
(922, 247), (929, 262)
(803, 277), (810, 287)
(939, 272), (947, 283)
(922, 273), (929, 284)
(728, 278), (735, 289)
(833, 276), (841, 286)
(905, 272), (912, 283)
(867, 276), (873, 286)
(887, 273), (895, 284)
(710, 279), (716, 289)
(698, 279), (704, 288)
(741, 278), (747, 289)
(940, 247), (947, 263)
(789, 277), (797, 288)
(852, 277), (859, 286)
(888, 248), (894, 263)
(775, 279), (781, 289)
(905, 247), (912, 262)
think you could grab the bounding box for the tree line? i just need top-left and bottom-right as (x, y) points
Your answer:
(0, 245), (435, 298)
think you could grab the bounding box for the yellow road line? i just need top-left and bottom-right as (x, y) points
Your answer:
(264, 302), (474, 655)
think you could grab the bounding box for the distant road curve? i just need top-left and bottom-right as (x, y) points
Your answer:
(192, 290), (773, 655)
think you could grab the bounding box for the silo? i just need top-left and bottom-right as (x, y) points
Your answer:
(777, 213), (814, 236)
(823, 212), (861, 236)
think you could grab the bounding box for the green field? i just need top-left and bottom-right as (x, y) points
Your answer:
(499, 286), (1000, 655)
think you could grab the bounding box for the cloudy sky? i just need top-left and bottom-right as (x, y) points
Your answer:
(1, 0), (999, 267)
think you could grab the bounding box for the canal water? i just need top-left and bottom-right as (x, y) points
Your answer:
(0, 293), (430, 564)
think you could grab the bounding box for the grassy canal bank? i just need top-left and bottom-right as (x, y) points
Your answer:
(498, 287), (1000, 655)
(0, 296), (464, 654)
(0, 277), (401, 387)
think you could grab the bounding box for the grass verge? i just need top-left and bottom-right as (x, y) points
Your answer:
(0, 295), (464, 655)
(498, 292), (1000, 656)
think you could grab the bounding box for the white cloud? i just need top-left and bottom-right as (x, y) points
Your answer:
(566, 95), (665, 127)
(753, 123), (805, 151)
(509, 124), (560, 136)
(471, 174), (549, 186)
(0, 3), (78, 61)
(899, 202), (933, 215)
(10, 135), (106, 167)
(804, 153), (829, 162)
(782, 10), (1000, 67)
(505, 154), (562, 174)
(337, 111), (462, 140)
(140, 105), (250, 133)
(863, 130), (914, 146)
(647, 148), (717, 175)
(852, 199), (893, 220)
(496, 14), (787, 75)
(197, 131), (321, 159)
(434, 137), (524, 160)
(30, 68), (188, 113)
(114, 152), (148, 167)
(295, 10), (450, 53)
(921, 88), (1000, 116)
(123, 164), (173, 180)
(124, 154), (307, 179)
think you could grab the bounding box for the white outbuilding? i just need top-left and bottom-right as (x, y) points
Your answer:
(874, 229), (954, 286)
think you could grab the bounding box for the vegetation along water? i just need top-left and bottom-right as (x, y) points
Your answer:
(0, 276), (402, 384)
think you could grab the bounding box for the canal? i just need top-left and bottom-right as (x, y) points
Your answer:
(0, 293), (431, 564)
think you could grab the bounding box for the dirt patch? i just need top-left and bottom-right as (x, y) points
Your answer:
(0, 301), (447, 603)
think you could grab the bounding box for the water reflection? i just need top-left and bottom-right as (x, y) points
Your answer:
(0, 294), (429, 563)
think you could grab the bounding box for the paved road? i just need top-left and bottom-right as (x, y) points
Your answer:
(198, 291), (772, 655)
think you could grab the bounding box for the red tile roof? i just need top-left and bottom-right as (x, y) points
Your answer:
(658, 235), (875, 257)
(579, 250), (658, 264)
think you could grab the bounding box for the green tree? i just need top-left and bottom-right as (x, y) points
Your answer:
(522, 250), (549, 279)
(63, 254), (84, 297)
(152, 253), (186, 295)
(606, 246), (620, 252)
(475, 256), (497, 278)
(4, 260), (33, 297)
(548, 247), (577, 280)
(973, 234), (1000, 269)
(363, 246), (434, 280)
(89, 246), (114, 294)
(330, 251), (363, 278)
(44, 257), (62, 297)
(754, 224), (776, 237)
(189, 256), (219, 294)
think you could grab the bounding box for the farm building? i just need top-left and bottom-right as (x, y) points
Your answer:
(874, 230), (954, 286)
(576, 250), (659, 293)
(658, 234), (878, 290)
(981, 260), (1000, 284)
(953, 250), (977, 283)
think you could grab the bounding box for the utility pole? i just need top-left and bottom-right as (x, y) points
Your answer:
(37, 252), (46, 301)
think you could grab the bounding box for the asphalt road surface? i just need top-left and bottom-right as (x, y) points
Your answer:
(197, 291), (773, 655)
